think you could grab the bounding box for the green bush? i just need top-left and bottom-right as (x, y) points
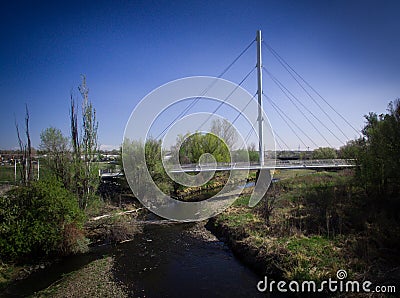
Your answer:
(0, 178), (86, 261)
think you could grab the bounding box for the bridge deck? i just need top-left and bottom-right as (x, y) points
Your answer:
(168, 159), (355, 173)
(99, 160), (356, 177)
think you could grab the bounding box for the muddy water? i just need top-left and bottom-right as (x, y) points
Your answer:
(2, 223), (267, 297)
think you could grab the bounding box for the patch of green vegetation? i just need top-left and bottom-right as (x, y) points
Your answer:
(0, 263), (19, 291)
(273, 169), (314, 180)
(232, 195), (250, 207)
(218, 210), (258, 228)
(214, 170), (370, 283)
(282, 235), (347, 281)
(247, 170), (257, 179)
(96, 161), (120, 171)
(246, 229), (271, 247)
(0, 178), (86, 261)
(0, 166), (17, 183)
(85, 197), (107, 218)
(0, 161), (54, 184)
(278, 170), (352, 193)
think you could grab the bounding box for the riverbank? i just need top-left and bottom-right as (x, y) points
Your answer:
(5, 222), (263, 297)
(32, 256), (129, 298)
(2, 169), (398, 296)
(0, 196), (144, 295)
(51, 222), (220, 297)
(207, 170), (400, 296)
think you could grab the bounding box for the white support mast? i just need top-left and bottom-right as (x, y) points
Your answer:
(256, 30), (264, 166)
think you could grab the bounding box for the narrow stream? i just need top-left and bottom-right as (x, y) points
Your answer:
(2, 223), (266, 297)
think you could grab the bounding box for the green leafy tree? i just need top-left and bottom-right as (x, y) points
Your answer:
(177, 132), (230, 164)
(232, 148), (259, 162)
(122, 139), (146, 197)
(312, 147), (337, 159)
(357, 100), (400, 195)
(122, 138), (173, 197)
(145, 138), (172, 194)
(338, 139), (364, 160)
(39, 127), (70, 186)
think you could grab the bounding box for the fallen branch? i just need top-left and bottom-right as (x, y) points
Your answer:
(90, 208), (143, 221)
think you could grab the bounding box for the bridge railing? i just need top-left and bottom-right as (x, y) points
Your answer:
(167, 159), (356, 171)
(275, 159), (356, 166)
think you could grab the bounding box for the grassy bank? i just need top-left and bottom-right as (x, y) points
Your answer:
(0, 191), (143, 293)
(210, 170), (400, 291)
(32, 256), (128, 297)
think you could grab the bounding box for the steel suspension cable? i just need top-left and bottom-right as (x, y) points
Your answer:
(264, 42), (360, 135)
(275, 138), (283, 151)
(197, 67), (256, 131)
(243, 125), (256, 147)
(274, 130), (291, 150)
(231, 92), (257, 126)
(231, 92), (258, 149)
(263, 93), (315, 148)
(155, 39), (256, 139)
(242, 125), (289, 151)
(263, 41), (352, 140)
(264, 68), (337, 146)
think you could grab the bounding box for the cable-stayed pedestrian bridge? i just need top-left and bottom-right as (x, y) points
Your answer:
(168, 159), (355, 173)
(101, 159), (355, 178)
(117, 30), (361, 184)
(152, 30), (361, 171)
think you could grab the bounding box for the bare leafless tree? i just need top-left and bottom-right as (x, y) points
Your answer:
(15, 104), (32, 185)
(211, 119), (238, 149)
(70, 94), (80, 158)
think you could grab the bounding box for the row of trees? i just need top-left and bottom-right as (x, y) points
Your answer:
(122, 119), (260, 200)
(0, 76), (99, 261)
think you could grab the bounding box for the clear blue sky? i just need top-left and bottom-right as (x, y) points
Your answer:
(1, 0), (399, 150)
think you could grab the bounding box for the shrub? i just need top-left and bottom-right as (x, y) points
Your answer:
(0, 178), (86, 261)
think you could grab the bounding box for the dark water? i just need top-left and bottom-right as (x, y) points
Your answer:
(114, 224), (264, 297)
(1, 246), (109, 297)
(2, 223), (266, 298)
